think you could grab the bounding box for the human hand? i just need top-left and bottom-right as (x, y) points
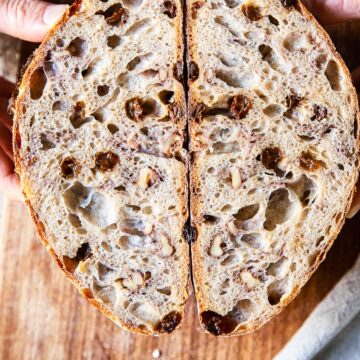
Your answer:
(0, 1), (67, 201)
(303, 0), (360, 24)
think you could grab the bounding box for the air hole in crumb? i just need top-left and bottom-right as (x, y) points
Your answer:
(264, 189), (295, 231)
(30, 67), (47, 100)
(240, 233), (263, 249)
(67, 37), (87, 57)
(68, 213), (82, 228)
(325, 60), (342, 91)
(220, 255), (238, 267)
(267, 279), (287, 305)
(266, 257), (288, 276)
(234, 204), (259, 221)
(40, 133), (55, 150)
(224, 0), (241, 7)
(259, 44), (288, 74)
(158, 90), (174, 104)
(283, 32), (307, 52)
(308, 250), (320, 267)
(263, 104), (282, 118)
(157, 287), (171, 296)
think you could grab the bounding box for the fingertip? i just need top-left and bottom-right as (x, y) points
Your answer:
(43, 4), (69, 27)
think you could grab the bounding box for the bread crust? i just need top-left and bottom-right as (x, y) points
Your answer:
(14, 0), (189, 336)
(188, 0), (360, 336)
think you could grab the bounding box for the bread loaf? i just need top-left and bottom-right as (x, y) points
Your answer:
(188, 0), (359, 336)
(14, 0), (189, 335)
(14, 0), (359, 336)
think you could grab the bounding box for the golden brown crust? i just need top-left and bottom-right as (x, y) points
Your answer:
(188, 0), (360, 336)
(14, 0), (188, 336)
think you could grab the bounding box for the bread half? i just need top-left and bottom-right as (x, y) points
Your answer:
(14, 0), (189, 335)
(188, 0), (360, 336)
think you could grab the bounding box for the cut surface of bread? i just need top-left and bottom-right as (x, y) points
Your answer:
(14, 0), (359, 337)
(14, 0), (189, 335)
(188, 0), (360, 335)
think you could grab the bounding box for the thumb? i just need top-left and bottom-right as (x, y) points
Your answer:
(303, 0), (360, 24)
(0, 0), (68, 42)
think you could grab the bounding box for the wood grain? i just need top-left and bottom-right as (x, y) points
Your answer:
(0, 200), (359, 360)
(0, 14), (360, 360)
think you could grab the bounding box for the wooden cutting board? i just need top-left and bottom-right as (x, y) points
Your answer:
(1, 201), (359, 360)
(1, 17), (360, 360)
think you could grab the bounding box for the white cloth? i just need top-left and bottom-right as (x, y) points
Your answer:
(275, 255), (360, 360)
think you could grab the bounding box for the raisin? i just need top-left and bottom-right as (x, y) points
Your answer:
(163, 1), (177, 18)
(192, 1), (205, 10)
(96, 4), (129, 26)
(281, 0), (299, 9)
(203, 215), (217, 223)
(242, 4), (263, 21)
(311, 105), (328, 121)
(61, 157), (78, 178)
(261, 147), (283, 171)
(107, 8), (128, 26)
(97, 85), (110, 97)
(192, 103), (206, 123)
(229, 95), (252, 120)
(154, 311), (182, 333)
(192, 1), (206, 18)
(299, 151), (323, 172)
(95, 151), (119, 172)
(286, 94), (302, 109)
(173, 61), (184, 83)
(75, 243), (92, 262)
(69, 101), (86, 128)
(201, 311), (238, 336)
(125, 98), (144, 121)
(168, 103), (182, 122)
(189, 61), (199, 81)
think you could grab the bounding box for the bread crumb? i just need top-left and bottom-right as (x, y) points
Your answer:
(152, 349), (161, 359)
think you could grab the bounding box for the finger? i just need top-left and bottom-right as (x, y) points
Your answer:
(351, 67), (360, 92)
(0, 144), (15, 178)
(0, 123), (14, 161)
(0, 146), (22, 202)
(0, 77), (15, 98)
(303, 0), (360, 24)
(0, 0), (68, 42)
(0, 98), (13, 131)
(0, 173), (22, 202)
(347, 183), (360, 219)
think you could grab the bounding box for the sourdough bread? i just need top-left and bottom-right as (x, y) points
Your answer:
(14, 0), (189, 335)
(14, 0), (360, 337)
(188, 0), (360, 336)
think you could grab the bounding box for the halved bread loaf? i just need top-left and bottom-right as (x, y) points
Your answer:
(14, 0), (189, 335)
(188, 0), (360, 335)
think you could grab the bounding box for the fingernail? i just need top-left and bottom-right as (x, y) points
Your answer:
(43, 5), (68, 26)
(347, 204), (360, 219)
